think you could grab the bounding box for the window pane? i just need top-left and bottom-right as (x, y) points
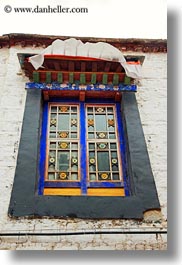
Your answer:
(57, 151), (69, 171)
(86, 104), (123, 183)
(58, 114), (69, 131)
(46, 104), (79, 182)
(97, 151), (110, 171)
(95, 114), (107, 131)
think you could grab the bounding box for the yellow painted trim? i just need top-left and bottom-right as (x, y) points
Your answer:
(44, 188), (81, 196)
(44, 188), (125, 196)
(87, 188), (125, 196)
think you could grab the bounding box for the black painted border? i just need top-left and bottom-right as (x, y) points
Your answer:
(8, 90), (160, 219)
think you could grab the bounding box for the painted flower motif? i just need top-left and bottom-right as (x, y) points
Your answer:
(59, 106), (68, 112)
(112, 158), (118, 165)
(96, 107), (105, 113)
(80, 85), (86, 90)
(60, 84), (67, 88)
(59, 132), (68, 138)
(89, 158), (95, 165)
(88, 119), (94, 127)
(71, 157), (78, 165)
(49, 157), (55, 164)
(46, 84), (52, 89)
(59, 172), (67, 180)
(98, 143), (107, 149)
(71, 119), (77, 126)
(50, 119), (57, 126)
(100, 173), (109, 180)
(59, 142), (68, 149)
(97, 132), (107, 139)
(108, 119), (115, 127)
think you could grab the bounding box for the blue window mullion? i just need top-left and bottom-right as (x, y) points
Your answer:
(38, 102), (49, 195)
(80, 102), (87, 195)
(116, 103), (130, 196)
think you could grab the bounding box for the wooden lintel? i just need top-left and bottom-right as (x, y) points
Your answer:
(116, 64), (123, 72)
(115, 92), (121, 102)
(54, 62), (61, 71)
(81, 62), (86, 72)
(92, 62), (97, 72)
(104, 62), (111, 72)
(68, 61), (74, 71)
(43, 91), (49, 101)
(79, 91), (85, 101)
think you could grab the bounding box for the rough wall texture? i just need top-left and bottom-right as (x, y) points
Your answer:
(0, 46), (167, 250)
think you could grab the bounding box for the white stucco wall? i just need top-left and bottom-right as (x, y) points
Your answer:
(0, 46), (167, 250)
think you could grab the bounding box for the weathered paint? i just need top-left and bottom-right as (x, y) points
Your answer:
(79, 102), (87, 195)
(25, 82), (137, 92)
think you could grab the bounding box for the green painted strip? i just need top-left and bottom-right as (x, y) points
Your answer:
(33, 72), (39, 83)
(80, 73), (86, 84)
(46, 72), (51, 83)
(69, 72), (74, 84)
(102, 74), (108, 85)
(124, 76), (131, 85)
(91, 73), (97, 84)
(113, 74), (119, 85)
(57, 72), (63, 83)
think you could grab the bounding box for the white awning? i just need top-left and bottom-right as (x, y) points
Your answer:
(29, 38), (142, 79)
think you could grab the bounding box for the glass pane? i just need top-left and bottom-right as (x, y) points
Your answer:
(71, 151), (78, 157)
(87, 107), (93, 113)
(97, 151), (110, 171)
(110, 143), (117, 149)
(88, 132), (94, 139)
(71, 173), (78, 180)
(113, 173), (120, 180)
(71, 107), (77, 112)
(58, 114), (70, 130)
(89, 143), (95, 150)
(51, 113), (57, 119)
(95, 114), (107, 131)
(89, 165), (96, 172)
(71, 164), (78, 171)
(71, 132), (77, 138)
(89, 151), (95, 158)
(72, 143), (78, 150)
(88, 126), (94, 132)
(112, 164), (119, 171)
(46, 104), (80, 183)
(107, 107), (113, 113)
(48, 173), (55, 180)
(109, 133), (116, 139)
(50, 142), (56, 149)
(57, 151), (69, 171)
(50, 132), (56, 138)
(111, 151), (117, 158)
(51, 106), (57, 113)
(50, 126), (56, 132)
(90, 173), (96, 181)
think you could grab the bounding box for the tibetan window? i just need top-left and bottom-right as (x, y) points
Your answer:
(39, 102), (128, 197)
(8, 50), (160, 219)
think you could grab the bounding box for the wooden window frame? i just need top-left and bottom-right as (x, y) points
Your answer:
(8, 89), (160, 219)
(39, 101), (127, 196)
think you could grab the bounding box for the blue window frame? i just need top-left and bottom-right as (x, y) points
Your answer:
(38, 98), (130, 196)
(9, 90), (160, 218)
